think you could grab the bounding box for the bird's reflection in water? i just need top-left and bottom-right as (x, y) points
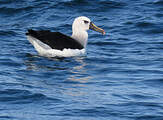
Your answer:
(68, 57), (92, 83)
(63, 57), (93, 97)
(24, 53), (92, 96)
(24, 53), (69, 71)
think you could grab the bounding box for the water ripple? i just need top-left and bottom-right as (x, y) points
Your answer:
(0, 89), (62, 104)
(0, 0), (163, 120)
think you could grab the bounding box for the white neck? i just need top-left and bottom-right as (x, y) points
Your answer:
(71, 16), (91, 48)
(71, 30), (88, 48)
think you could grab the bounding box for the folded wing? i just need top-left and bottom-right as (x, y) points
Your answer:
(26, 29), (83, 50)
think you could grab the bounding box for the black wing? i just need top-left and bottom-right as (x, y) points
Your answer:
(26, 29), (84, 50)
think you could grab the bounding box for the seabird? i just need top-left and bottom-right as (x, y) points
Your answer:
(26, 16), (105, 57)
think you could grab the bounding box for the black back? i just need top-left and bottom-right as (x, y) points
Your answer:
(26, 29), (84, 50)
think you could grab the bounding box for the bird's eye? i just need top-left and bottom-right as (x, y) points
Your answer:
(84, 20), (89, 24)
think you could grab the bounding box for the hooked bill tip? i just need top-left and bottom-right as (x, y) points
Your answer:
(102, 31), (105, 35)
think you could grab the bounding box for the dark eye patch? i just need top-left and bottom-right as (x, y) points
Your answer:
(84, 20), (89, 24)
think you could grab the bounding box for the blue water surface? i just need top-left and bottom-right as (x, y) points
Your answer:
(0, 0), (163, 120)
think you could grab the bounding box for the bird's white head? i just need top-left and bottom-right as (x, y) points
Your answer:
(72, 16), (91, 32)
(71, 16), (105, 48)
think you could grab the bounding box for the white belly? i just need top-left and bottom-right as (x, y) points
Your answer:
(27, 36), (86, 57)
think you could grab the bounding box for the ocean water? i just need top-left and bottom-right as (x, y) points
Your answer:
(0, 0), (163, 120)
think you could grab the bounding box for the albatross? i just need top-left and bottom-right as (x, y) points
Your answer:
(26, 16), (105, 57)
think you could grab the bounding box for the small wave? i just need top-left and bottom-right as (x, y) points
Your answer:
(0, 6), (34, 15)
(61, 107), (121, 117)
(56, 0), (126, 12)
(144, 0), (163, 6)
(0, 116), (16, 119)
(0, 89), (62, 104)
(135, 115), (163, 120)
(135, 21), (163, 34)
(135, 21), (155, 28)
(0, 58), (21, 67)
(128, 94), (156, 100)
(0, 30), (18, 37)
(153, 0), (163, 5)
(90, 41), (121, 46)
(54, 0), (89, 10)
(59, 0), (89, 6)
(0, 1), (53, 16)
(0, 0), (20, 4)
(86, 1), (126, 12)
(155, 13), (163, 18)
(148, 27), (163, 34)
(99, 0), (127, 8)
(143, 78), (163, 88)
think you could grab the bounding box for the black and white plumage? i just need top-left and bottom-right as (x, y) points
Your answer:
(26, 16), (105, 57)
(26, 30), (83, 50)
